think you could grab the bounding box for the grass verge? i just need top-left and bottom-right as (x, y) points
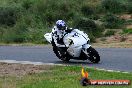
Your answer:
(0, 42), (132, 48)
(92, 42), (132, 48)
(0, 64), (131, 88)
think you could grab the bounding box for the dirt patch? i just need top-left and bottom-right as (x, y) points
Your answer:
(94, 33), (132, 48)
(119, 14), (132, 20)
(0, 62), (54, 77)
(95, 28), (132, 48)
(126, 25), (132, 29)
(92, 42), (132, 48)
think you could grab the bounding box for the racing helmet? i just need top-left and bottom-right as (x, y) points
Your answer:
(56, 20), (66, 30)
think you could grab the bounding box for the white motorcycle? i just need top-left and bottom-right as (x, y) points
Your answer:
(44, 29), (100, 63)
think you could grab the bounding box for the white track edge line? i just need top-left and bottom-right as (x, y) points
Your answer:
(0, 60), (130, 73)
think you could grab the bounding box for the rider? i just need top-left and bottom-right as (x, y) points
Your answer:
(52, 20), (87, 59)
(52, 20), (72, 47)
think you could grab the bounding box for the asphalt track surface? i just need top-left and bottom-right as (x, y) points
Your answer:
(0, 45), (132, 72)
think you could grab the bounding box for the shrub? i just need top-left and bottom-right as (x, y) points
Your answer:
(32, 0), (76, 27)
(81, 5), (94, 16)
(103, 13), (125, 29)
(127, 2), (132, 13)
(0, 27), (4, 42)
(122, 28), (132, 34)
(104, 30), (115, 37)
(87, 32), (96, 43)
(74, 18), (104, 42)
(75, 18), (95, 30)
(14, 25), (29, 43)
(1, 17), (31, 43)
(22, 0), (33, 10)
(2, 28), (16, 43)
(0, 7), (18, 26)
(28, 28), (47, 44)
(101, 0), (126, 13)
(75, 18), (103, 35)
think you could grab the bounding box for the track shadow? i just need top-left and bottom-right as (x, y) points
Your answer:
(54, 60), (101, 66)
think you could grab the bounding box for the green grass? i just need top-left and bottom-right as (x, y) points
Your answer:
(122, 28), (132, 34)
(0, 65), (132, 88)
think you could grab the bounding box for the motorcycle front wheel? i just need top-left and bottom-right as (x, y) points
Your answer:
(53, 46), (70, 62)
(86, 47), (100, 63)
(52, 39), (70, 62)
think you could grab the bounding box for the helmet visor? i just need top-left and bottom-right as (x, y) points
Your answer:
(57, 25), (66, 30)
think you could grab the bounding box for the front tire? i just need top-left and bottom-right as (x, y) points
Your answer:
(53, 46), (70, 62)
(87, 47), (100, 63)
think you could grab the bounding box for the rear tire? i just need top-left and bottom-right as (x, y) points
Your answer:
(87, 47), (100, 63)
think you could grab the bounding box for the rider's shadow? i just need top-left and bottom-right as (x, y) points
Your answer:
(54, 60), (101, 65)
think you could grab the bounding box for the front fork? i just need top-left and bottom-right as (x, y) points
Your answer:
(82, 44), (91, 57)
(82, 44), (91, 52)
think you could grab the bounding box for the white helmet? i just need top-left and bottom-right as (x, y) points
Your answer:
(56, 20), (66, 30)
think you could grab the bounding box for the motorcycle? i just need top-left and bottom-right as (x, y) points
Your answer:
(44, 29), (100, 63)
